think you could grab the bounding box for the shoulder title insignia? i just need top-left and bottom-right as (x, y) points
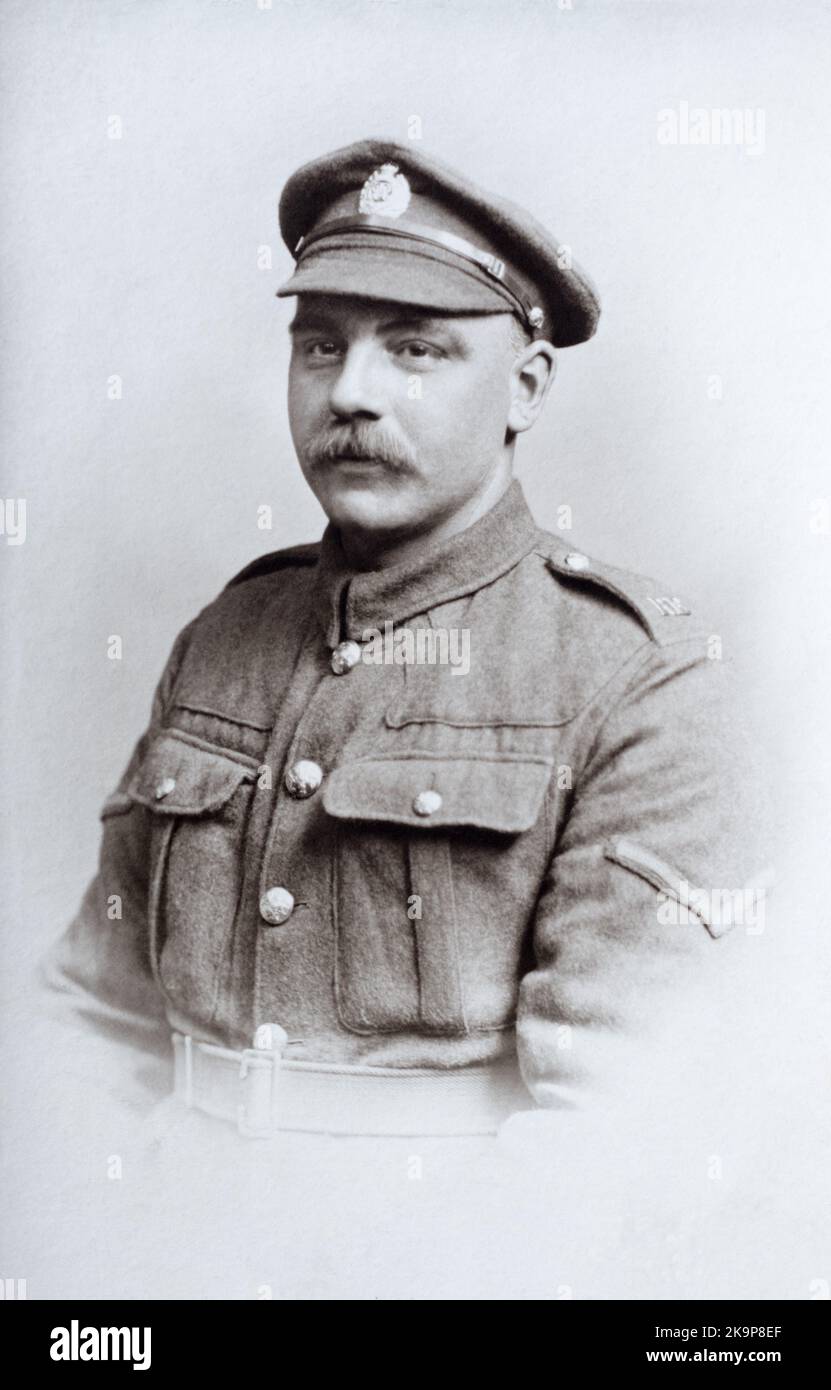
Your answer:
(646, 595), (692, 617)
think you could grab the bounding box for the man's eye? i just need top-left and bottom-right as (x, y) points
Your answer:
(395, 341), (442, 362)
(305, 340), (342, 359)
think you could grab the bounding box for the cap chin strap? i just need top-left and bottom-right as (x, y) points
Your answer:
(294, 214), (544, 334)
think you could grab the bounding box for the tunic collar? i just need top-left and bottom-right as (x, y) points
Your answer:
(313, 477), (540, 648)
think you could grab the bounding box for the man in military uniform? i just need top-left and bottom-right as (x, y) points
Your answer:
(43, 139), (768, 1142)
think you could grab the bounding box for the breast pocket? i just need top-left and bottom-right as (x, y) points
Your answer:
(322, 754), (552, 1036)
(127, 731), (260, 1023)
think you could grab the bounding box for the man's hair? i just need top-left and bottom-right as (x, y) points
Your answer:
(509, 316), (533, 357)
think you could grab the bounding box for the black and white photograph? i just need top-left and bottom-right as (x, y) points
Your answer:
(1, 0), (829, 1334)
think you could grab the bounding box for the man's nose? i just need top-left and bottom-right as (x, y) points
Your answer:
(328, 341), (385, 419)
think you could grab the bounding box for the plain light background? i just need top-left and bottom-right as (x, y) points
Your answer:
(1, 0), (830, 1295)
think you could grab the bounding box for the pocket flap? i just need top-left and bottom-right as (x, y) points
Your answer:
(128, 732), (257, 816)
(100, 791), (134, 820)
(323, 754), (552, 834)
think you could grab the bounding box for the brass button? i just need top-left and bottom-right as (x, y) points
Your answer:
(413, 789), (443, 817)
(284, 759), (323, 799)
(253, 1022), (289, 1052)
(259, 886), (295, 926)
(563, 551), (590, 572)
(330, 640), (362, 675)
(154, 776), (176, 800)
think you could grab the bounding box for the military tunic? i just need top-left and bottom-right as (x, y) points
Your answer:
(44, 479), (768, 1110)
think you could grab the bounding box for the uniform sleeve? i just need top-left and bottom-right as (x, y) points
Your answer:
(516, 638), (773, 1109)
(37, 621), (197, 1107)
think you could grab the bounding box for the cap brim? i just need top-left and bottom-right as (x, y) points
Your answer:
(276, 240), (518, 316)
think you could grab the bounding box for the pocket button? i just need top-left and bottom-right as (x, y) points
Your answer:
(412, 789), (443, 817)
(155, 776), (177, 800)
(284, 759), (324, 799)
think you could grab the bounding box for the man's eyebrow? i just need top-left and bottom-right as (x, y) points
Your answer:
(379, 314), (465, 336)
(379, 315), (472, 355)
(288, 311), (469, 339)
(288, 314), (337, 335)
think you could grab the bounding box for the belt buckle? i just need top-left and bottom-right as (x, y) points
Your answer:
(237, 1023), (287, 1138)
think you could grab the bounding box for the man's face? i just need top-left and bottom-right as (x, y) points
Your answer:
(287, 294), (517, 539)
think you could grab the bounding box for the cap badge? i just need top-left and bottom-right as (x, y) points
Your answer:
(358, 164), (411, 219)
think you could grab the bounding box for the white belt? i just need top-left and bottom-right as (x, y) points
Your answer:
(171, 1030), (532, 1137)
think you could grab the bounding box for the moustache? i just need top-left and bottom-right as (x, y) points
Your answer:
(304, 424), (416, 473)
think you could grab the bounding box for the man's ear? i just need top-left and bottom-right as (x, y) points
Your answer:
(507, 340), (557, 435)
